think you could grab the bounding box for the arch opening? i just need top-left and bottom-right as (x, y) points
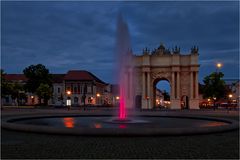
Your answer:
(153, 78), (171, 109)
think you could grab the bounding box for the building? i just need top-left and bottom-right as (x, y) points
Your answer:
(131, 44), (200, 109)
(2, 74), (29, 105)
(2, 70), (115, 107)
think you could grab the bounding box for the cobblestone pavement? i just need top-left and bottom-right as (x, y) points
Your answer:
(1, 108), (239, 159)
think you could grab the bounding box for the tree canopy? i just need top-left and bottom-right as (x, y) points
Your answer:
(202, 72), (228, 100)
(1, 69), (11, 97)
(162, 90), (170, 101)
(23, 64), (52, 93)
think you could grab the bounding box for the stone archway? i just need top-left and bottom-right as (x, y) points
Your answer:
(153, 77), (171, 109)
(133, 44), (200, 109)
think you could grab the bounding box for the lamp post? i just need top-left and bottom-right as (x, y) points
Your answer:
(66, 90), (71, 110)
(31, 96), (34, 105)
(97, 93), (100, 105)
(213, 97), (216, 110)
(213, 62), (223, 110)
(228, 94), (232, 110)
(115, 96), (119, 107)
(207, 98), (211, 108)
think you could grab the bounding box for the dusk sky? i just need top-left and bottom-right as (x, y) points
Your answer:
(1, 1), (239, 88)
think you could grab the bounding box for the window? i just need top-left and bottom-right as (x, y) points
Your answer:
(88, 97), (92, 104)
(87, 86), (92, 94)
(74, 87), (77, 93)
(74, 97), (78, 104)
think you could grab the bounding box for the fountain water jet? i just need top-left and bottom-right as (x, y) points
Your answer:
(115, 13), (134, 121)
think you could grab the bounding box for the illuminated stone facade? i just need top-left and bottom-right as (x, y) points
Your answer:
(133, 44), (200, 109)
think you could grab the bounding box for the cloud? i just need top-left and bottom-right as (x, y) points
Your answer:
(1, 1), (239, 83)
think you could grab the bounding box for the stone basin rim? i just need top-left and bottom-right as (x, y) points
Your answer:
(1, 114), (239, 136)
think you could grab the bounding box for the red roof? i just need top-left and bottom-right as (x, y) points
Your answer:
(64, 70), (106, 84)
(4, 74), (28, 82)
(3, 70), (106, 84)
(52, 74), (65, 83)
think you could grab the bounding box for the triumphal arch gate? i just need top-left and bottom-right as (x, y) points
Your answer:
(133, 44), (200, 109)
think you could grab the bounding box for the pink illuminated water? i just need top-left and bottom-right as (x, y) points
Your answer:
(119, 87), (126, 119)
(116, 14), (133, 120)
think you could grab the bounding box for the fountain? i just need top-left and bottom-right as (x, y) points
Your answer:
(116, 13), (133, 121)
(1, 14), (238, 136)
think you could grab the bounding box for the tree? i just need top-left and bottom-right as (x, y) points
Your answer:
(162, 90), (170, 101)
(1, 69), (11, 97)
(36, 83), (52, 105)
(10, 83), (27, 105)
(23, 64), (52, 105)
(1, 70), (27, 105)
(23, 64), (52, 93)
(202, 72), (227, 100)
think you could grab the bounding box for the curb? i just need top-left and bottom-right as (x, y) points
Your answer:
(1, 114), (239, 136)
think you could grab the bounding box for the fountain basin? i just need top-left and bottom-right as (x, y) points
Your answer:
(2, 114), (238, 136)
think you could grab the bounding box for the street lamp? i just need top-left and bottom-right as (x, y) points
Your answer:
(31, 96), (34, 105)
(67, 91), (71, 95)
(228, 94), (233, 109)
(213, 97), (217, 110)
(96, 93), (101, 105)
(216, 63), (222, 69)
(216, 62), (222, 73)
(66, 90), (71, 110)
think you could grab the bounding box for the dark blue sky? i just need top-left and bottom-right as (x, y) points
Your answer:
(1, 1), (239, 87)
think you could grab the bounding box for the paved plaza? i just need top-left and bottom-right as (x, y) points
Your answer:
(1, 107), (239, 159)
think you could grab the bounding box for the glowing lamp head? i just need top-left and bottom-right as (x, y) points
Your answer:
(207, 98), (211, 102)
(216, 63), (222, 69)
(229, 94), (233, 98)
(67, 91), (71, 95)
(97, 93), (100, 97)
(31, 96), (34, 99)
(116, 96), (120, 100)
